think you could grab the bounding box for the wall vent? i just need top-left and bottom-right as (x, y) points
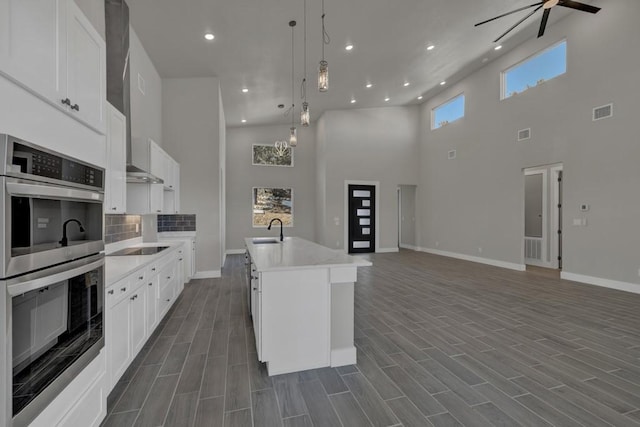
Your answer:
(525, 237), (542, 261)
(593, 103), (612, 121)
(447, 150), (457, 160)
(518, 128), (531, 141)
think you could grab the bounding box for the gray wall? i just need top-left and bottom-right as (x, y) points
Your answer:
(73, 0), (105, 40)
(400, 185), (417, 247)
(226, 124), (317, 251)
(130, 28), (162, 148)
(219, 90), (227, 267)
(418, 0), (640, 284)
(162, 78), (222, 274)
(316, 107), (420, 251)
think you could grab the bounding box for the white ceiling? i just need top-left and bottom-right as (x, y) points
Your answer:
(127, 0), (599, 128)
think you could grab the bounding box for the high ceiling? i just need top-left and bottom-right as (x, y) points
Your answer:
(128, 0), (599, 128)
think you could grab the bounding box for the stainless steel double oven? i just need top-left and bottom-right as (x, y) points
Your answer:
(0, 135), (105, 427)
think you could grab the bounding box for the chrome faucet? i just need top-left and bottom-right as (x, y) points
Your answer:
(60, 219), (85, 247)
(267, 218), (284, 242)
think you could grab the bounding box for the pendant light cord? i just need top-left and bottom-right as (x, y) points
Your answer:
(321, 0), (330, 60)
(301, 0), (307, 101)
(291, 21), (295, 127)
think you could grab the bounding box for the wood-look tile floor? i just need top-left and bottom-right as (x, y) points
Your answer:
(101, 250), (640, 426)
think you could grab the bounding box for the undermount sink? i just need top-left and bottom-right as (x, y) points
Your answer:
(252, 238), (280, 244)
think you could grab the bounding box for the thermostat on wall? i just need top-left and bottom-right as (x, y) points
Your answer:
(580, 204), (590, 212)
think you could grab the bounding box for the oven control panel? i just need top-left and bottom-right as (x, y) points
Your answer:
(11, 142), (103, 190)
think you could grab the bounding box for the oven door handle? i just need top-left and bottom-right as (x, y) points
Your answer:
(6, 254), (104, 296)
(6, 180), (103, 203)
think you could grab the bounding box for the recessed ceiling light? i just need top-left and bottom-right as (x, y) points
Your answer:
(427, 44), (435, 51)
(241, 119), (247, 123)
(350, 99), (356, 104)
(242, 88), (249, 93)
(494, 45), (502, 50)
(204, 33), (215, 41)
(417, 96), (423, 100)
(440, 81), (446, 86)
(384, 97), (390, 102)
(403, 82), (410, 87)
(345, 44), (354, 51)
(365, 83), (373, 88)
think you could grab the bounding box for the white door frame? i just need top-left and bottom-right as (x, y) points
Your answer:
(344, 180), (380, 254)
(550, 165), (563, 269)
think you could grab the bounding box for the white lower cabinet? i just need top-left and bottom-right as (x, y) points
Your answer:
(106, 249), (183, 391)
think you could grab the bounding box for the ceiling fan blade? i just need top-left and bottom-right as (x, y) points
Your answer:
(559, 0), (601, 14)
(494, 5), (544, 43)
(475, 2), (545, 27)
(538, 8), (550, 37)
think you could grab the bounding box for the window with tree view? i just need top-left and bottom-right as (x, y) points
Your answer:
(502, 40), (566, 99)
(432, 94), (465, 130)
(252, 188), (293, 227)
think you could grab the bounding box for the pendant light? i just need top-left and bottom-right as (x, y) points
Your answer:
(288, 20), (298, 147)
(300, 0), (310, 126)
(318, 0), (330, 92)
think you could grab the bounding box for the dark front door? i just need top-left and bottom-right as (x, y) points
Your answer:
(348, 184), (376, 253)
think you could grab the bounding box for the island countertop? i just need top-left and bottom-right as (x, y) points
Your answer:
(245, 237), (372, 272)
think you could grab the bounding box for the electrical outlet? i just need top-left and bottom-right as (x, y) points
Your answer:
(478, 247), (483, 253)
(135, 224), (140, 233)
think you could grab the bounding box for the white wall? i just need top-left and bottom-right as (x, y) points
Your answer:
(129, 28), (162, 148)
(73, 0), (105, 40)
(219, 90), (227, 267)
(418, 0), (640, 286)
(226, 124), (317, 251)
(316, 107), (420, 251)
(162, 78), (223, 275)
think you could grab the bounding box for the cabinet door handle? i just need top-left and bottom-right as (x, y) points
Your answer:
(61, 98), (71, 106)
(156, 210), (161, 213)
(167, 276), (171, 279)
(121, 287), (127, 292)
(130, 294), (137, 300)
(39, 286), (49, 293)
(111, 207), (117, 210)
(166, 299), (171, 302)
(138, 275), (144, 280)
(252, 287), (257, 291)
(108, 290), (114, 295)
(152, 267), (156, 271)
(179, 258), (183, 261)
(71, 103), (80, 111)
(148, 282), (153, 286)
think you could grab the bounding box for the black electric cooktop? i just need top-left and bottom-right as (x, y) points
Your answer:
(108, 246), (169, 256)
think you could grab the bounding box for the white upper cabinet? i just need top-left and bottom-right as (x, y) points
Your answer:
(105, 103), (127, 213)
(0, 0), (106, 134)
(66, 1), (106, 134)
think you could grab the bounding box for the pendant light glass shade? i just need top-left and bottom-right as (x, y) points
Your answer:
(289, 127), (297, 147)
(301, 102), (310, 127)
(318, 60), (328, 92)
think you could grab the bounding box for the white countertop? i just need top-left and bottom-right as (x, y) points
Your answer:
(245, 237), (372, 272)
(105, 241), (183, 286)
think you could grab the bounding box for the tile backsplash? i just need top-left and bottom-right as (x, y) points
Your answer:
(157, 214), (196, 232)
(105, 214), (142, 243)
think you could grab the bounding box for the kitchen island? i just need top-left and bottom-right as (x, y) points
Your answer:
(245, 237), (372, 376)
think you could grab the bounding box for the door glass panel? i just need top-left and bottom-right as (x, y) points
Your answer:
(353, 241), (370, 248)
(353, 190), (370, 197)
(362, 228), (370, 235)
(356, 209), (370, 216)
(361, 200), (370, 207)
(359, 218), (370, 225)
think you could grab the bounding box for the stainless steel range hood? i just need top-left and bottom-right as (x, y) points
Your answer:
(106, 0), (162, 185)
(126, 138), (163, 184)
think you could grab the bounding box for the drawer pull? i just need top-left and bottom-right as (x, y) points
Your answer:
(130, 294), (137, 300)
(39, 286), (49, 293)
(148, 282), (153, 286)
(108, 290), (114, 295)
(121, 287), (127, 292)
(166, 299), (171, 302)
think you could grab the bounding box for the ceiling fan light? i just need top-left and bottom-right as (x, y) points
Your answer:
(318, 60), (328, 92)
(301, 102), (310, 127)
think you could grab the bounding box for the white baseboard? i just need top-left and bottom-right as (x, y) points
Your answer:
(377, 247), (399, 253)
(561, 272), (640, 295)
(192, 270), (221, 279)
(417, 247), (526, 272)
(399, 244), (418, 251)
(331, 346), (357, 367)
(226, 249), (246, 255)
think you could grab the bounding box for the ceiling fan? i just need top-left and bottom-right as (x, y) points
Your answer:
(475, 0), (601, 43)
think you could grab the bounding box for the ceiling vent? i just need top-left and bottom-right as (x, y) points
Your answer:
(593, 103), (612, 121)
(518, 128), (531, 141)
(447, 150), (457, 160)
